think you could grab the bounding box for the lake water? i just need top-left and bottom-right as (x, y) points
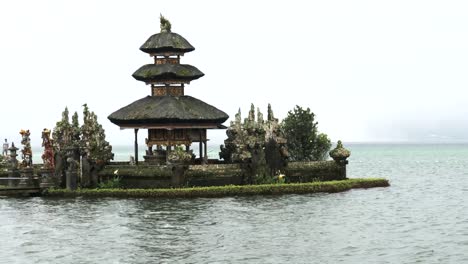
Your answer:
(2, 143), (468, 263)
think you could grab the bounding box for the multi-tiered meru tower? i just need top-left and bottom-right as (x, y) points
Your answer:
(109, 16), (229, 164)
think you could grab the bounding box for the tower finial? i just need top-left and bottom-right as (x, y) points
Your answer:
(160, 14), (172, 33)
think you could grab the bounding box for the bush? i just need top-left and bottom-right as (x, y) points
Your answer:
(97, 176), (122, 189)
(282, 106), (331, 161)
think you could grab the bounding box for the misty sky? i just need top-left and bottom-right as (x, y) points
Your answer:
(1, 0), (468, 148)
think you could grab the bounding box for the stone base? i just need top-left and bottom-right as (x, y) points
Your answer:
(144, 154), (166, 165)
(39, 169), (57, 189)
(66, 171), (78, 190)
(7, 169), (20, 187)
(18, 167), (34, 187)
(170, 164), (189, 187)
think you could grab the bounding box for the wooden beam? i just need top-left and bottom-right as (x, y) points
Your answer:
(119, 123), (225, 129)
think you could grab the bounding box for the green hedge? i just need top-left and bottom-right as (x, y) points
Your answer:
(45, 178), (389, 198)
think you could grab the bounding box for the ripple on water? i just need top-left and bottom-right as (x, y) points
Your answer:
(2, 144), (468, 263)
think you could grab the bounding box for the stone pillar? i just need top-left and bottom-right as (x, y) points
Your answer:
(66, 148), (79, 190)
(8, 143), (19, 187)
(171, 164), (189, 187)
(329, 140), (350, 180)
(39, 168), (56, 189)
(81, 156), (91, 188)
(18, 167), (34, 188)
(66, 170), (78, 190)
(8, 168), (19, 188)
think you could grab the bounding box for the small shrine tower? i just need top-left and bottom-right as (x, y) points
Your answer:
(108, 15), (229, 164)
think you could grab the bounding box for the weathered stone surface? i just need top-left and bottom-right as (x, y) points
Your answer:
(97, 161), (346, 188)
(329, 140), (351, 162)
(220, 104), (288, 183)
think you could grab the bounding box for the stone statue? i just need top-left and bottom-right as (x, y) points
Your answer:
(2, 138), (8, 157)
(66, 153), (79, 190)
(257, 108), (264, 125)
(160, 14), (172, 33)
(67, 156), (79, 172)
(41, 128), (55, 170)
(267, 103), (277, 122)
(19, 129), (33, 168)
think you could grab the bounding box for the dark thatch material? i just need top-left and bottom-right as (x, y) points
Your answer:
(132, 64), (204, 83)
(140, 32), (195, 54)
(108, 96), (229, 126)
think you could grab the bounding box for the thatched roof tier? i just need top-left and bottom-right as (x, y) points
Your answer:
(108, 95), (229, 127)
(140, 32), (195, 55)
(132, 64), (204, 83)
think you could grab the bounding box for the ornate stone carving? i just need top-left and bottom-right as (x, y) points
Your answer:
(160, 14), (172, 33)
(19, 129), (32, 168)
(220, 104), (289, 182)
(329, 140), (351, 163)
(41, 128), (55, 170)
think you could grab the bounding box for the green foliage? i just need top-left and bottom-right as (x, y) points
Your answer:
(46, 178), (390, 198)
(167, 146), (192, 164)
(97, 176), (122, 189)
(282, 106), (332, 161)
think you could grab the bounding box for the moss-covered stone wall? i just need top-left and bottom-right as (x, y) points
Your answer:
(1, 160), (347, 188)
(286, 161), (346, 182)
(98, 160), (346, 188)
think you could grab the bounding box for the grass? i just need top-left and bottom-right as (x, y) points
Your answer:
(45, 178), (389, 198)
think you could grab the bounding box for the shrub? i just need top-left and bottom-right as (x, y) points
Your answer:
(282, 106), (331, 161)
(97, 176), (122, 189)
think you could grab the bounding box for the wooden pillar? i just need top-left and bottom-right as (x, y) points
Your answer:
(203, 140), (208, 164)
(134, 129), (139, 165)
(199, 130), (203, 163)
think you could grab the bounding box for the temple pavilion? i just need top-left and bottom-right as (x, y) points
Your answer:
(108, 16), (229, 164)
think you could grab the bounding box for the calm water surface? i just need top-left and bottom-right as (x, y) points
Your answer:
(2, 144), (468, 263)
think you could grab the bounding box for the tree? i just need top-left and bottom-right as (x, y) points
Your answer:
(282, 106), (331, 161)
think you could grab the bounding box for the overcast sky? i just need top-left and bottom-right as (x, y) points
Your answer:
(1, 0), (468, 148)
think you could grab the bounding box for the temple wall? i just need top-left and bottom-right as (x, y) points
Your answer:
(0, 161), (347, 188)
(97, 161), (347, 188)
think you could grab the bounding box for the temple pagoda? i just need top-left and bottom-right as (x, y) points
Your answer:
(108, 15), (229, 164)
